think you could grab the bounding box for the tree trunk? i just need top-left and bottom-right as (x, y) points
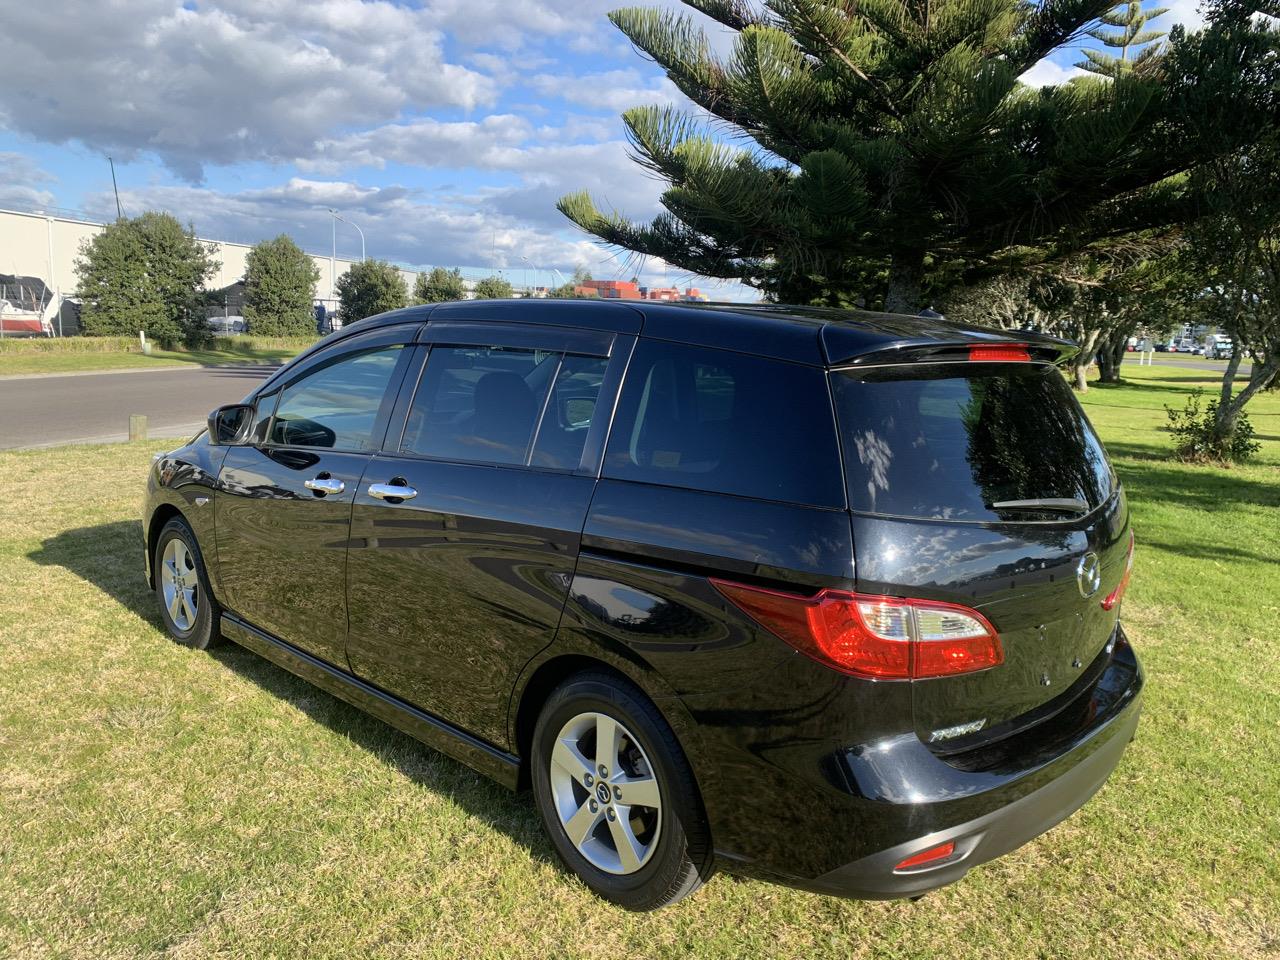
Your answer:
(884, 251), (924, 314)
(1067, 328), (1102, 393)
(1096, 328), (1130, 384)
(1213, 346), (1280, 444)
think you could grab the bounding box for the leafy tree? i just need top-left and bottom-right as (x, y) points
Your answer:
(1178, 128), (1280, 450)
(549, 266), (599, 298)
(75, 211), (219, 346)
(336, 259), (408, 323)
(559, 0), (1279, 311)
(473, 275), (514, 300)
(414, 266), (468, 303)
(243, 235), (320, 336)
(1077, 1), (1168, 76)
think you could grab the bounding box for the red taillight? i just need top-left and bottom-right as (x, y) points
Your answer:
(1101, 530), (1135, 611)
(710, 580), (1002, 680)
(969, 344), (1030, 362)
(895, 841), (957, 871)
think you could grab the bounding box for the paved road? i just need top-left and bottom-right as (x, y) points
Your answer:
(1143, 354), (1253, 373)
(0, 364), (277, 450)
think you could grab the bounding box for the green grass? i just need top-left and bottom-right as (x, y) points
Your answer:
(0, 363), (1277, 958)
(0, 335), (316, 375)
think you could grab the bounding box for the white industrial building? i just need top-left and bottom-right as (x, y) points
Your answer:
(0, 206), (416, 335)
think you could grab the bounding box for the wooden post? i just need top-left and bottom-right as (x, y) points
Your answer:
(129, 415), (147, 442)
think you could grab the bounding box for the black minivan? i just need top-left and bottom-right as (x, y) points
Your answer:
(143, 299), (1142, 910)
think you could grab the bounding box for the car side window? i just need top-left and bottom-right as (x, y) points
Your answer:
(530, 354), (609, 470)
(603, 340), (845, 508)
(268, 346), (404, 451)
(249, 391), (279, 445)
(400, 345), (609, 470)
(400, 345), (555, 466)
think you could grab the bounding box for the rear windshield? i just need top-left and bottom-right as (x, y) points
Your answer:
(831, 363), (1113, 521)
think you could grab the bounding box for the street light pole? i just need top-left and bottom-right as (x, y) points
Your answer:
(329, 209), (365, 262)
(519, 255), (533, 297)
(328, 209), (336, 303)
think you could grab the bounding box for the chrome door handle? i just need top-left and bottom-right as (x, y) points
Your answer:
(304, 477), (345, 495)
(369, 482), (418, 502)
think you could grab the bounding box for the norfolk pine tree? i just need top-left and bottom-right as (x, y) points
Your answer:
(559, 0), (1280, 311)
(243, 235), (320, 336)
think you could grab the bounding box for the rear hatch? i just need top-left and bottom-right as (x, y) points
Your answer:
(830, 359), (1131, 746)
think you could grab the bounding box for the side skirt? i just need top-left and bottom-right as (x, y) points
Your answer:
(220, 613), (521, 791)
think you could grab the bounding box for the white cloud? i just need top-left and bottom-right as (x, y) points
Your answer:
(1018, 59), (1088, 88)
(301, 116), (535, 175)
(0, 0), (495, 180)
(1161, 0), (1207, 30)
(529, 69), (680, 112)
(0, 154), (57, 212)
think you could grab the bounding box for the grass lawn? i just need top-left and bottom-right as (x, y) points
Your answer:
(0, 362), (1277, 959)
(0, 336), (315, 376)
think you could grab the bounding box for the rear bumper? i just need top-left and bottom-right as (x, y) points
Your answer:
(685, 628), (1143, 899)
(795, 633), (1142, 899)
(804, 683), (1141, 898)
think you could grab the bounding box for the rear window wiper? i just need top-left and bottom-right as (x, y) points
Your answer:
(988, 498), (1090, 514)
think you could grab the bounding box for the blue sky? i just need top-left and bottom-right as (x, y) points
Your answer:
(0, 0), (1200, 297)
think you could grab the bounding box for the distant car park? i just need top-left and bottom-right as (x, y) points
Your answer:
(207, 315), (247, 336)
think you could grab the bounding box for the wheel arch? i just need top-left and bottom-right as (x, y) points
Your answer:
(507, 648), (719, 813)
(145, 503), (186, 588)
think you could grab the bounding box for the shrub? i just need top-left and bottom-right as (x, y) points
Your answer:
(1165, 388), (1261, 464)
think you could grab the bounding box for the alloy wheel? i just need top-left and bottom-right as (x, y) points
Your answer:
(549, 711), (663, 875)
(161, 537), (199, 632)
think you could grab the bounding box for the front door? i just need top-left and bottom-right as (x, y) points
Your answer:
(345, 323), (625, 747)
(214, 328), (416, 665)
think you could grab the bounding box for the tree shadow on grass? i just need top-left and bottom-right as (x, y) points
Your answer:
(28, 519), (558, 872)
(1113, 453), (1280, 513)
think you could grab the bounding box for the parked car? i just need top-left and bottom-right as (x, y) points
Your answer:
(207, 315), (246, 335)
(143, 300), (1143, 910)
(1154, 341), (1171, 352)
(1203, 338), (1233, 360)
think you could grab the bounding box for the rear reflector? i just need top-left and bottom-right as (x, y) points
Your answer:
(1101, 529), (1136, 611)
(969, 344), (1030, 362)
(895, 841), (957, 871)
(710, 580), (1002, 680)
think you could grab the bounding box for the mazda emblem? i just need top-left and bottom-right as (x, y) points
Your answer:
(1076, 552), (1102, 598)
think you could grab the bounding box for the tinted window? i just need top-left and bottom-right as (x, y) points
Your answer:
(270, 346), (403, 450)
(531, 354), (609, 470)
(401, 345), (557, 466)
(604, 341), (844, 507)
(831, 363), (1114, 521)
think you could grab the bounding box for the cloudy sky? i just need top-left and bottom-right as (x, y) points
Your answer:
(0, 0), (1203, 296)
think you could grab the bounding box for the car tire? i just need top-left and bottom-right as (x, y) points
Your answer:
(531, 671), (713, 911)
(154, 517), (222, 650)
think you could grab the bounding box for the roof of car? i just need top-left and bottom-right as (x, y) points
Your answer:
(330, 297), (1076, 366)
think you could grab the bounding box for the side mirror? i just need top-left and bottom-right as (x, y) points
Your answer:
(208, 403), (254, 445)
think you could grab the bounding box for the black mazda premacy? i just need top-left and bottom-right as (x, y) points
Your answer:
(143, 299), (1142, 910)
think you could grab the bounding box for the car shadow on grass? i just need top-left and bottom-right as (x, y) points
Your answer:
(28, 518), (559, 872)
